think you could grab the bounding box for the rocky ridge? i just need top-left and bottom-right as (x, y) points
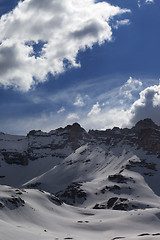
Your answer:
(0, 122), (89, 165)
(0, 119), (159, 166)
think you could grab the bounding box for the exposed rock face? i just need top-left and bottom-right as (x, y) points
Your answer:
(89, 119), (160, 156)
(136, 128), (160, 154)
(0, 119), (160, 166)
(56, 182), (87, 205)
(53, 122), (90, 150)
(1, 152), (29, 165)
(133, 118), (159, 131)
(0, 123), (90, 165)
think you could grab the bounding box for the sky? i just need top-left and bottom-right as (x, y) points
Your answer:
(0, 0), (160, 135)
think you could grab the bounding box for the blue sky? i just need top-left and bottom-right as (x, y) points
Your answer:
(0, 0), (160, 134)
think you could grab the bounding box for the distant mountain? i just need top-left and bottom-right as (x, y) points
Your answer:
(0, 119), (160, 240)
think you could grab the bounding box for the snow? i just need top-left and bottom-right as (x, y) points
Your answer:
(0, 133), (27, 152)
(21, 143), (160, 210)
(0, 124), (160, 239)
(1, 193), (160, 239)
(0, 155), (61, 187)
(0, 185), (160, 240)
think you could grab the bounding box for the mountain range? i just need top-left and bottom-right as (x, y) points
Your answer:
(0, 118), (160, 240)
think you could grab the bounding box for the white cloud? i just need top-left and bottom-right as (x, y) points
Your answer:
(57, 107), (65, 114)
(2, 78), (159, 134)
(85, 80), (160, 129)
(88, 102), (101, 116)
(85, 83), (160, 130)
(0, 0), (129, 91)
(73, 94), (85, 107)
(119, 77), (143, 100)
(113, 19), (130, 29)
(153, 93), (160, 107)
(129, 84), (160, 126)
(81, 106), (130, 130)
(67, 113), (79, 121)
(146, 0), (154, 3)
(138, 0), (154, 7)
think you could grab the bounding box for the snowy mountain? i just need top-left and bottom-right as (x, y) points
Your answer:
(0, 119), (160, 240)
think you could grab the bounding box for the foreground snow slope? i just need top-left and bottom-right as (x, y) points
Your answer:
(0, 185), (160, 240)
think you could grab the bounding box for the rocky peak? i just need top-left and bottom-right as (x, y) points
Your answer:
(27, 130), (47, 137)
(133, 118), (159, 131)
(64, 123), (86, 139)
(65, 122), (84, 131)
(64, 123), (89, 150)
(49, 123), (90, 152)
(130, 119), (160, 155)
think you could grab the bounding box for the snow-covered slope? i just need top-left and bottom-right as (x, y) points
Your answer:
(0, 119), (160, 239)
(0, 184), (160, 240)
(23, 142), (160, 210)
(0, 123), (89, 186)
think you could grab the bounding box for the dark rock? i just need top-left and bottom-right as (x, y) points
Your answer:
(3, 197), (25, 208)
(107, 197), (129, 210)
(93, 203), (106, 209)
(56, 182), (86, 205)
(0, 202), (4, 208)
(1, 152), (28, 166)
(107, 197), (118, 208)
(126, 159), (157, 172)
(138, 233), (150, 236)
(27, 182), (41, 188)
(108, 174), (129, 183)
(113, 203), (128, 210)
(152, 233), (160, 236)
(134, 118), (159, 131)
(101, 185), (121, 194)
(49, 194), (63, 206)
(27, 130), (45, 136)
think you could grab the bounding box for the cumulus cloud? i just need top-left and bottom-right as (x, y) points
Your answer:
(85, 80), (160, 129)
(85, 83), (160, 130)
(0, 0), (129, 91)
(129, 84), (160, 126)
